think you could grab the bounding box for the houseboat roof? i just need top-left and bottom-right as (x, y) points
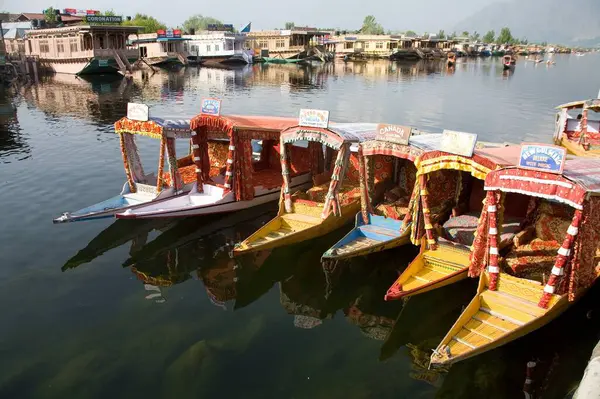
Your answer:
(26, 25), (141, 36)
(247, 29), (330, 37)
(485, 158), (600, 209)
(556, 99), (600, 111)
(281, 123), (379, 150)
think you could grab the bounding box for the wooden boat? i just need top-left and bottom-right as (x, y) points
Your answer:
(554, 99), (600, 157)
(233, 123), (380, 255)
(502, 55), (516, 70)
(116, 114), (312, 219)
(322, 132), (442, 261)
(54, 115), (198, 223)
(384, 145), (523, 301)
(431, 157), (600, 366)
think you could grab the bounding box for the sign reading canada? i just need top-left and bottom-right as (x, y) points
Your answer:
(127, 103), (149, 122)
(201, 98), (222, 116)
(441, 130), (478, 157)
(519, 144), (566, 174)
(299, 109), (329, 128)
(376, 123), (411, 145)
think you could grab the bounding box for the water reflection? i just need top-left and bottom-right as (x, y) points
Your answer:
(0, 89), (28, 162)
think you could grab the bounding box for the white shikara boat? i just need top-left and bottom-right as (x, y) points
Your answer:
(117, 114), (312, 219)
(54, 116), (197, 223)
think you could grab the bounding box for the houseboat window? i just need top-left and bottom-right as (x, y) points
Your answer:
(191, 45), (198, 53)
(140, 46), (148, 57)
(206, 45), (211, 52)
(365, 42), (370, 49)
(160, 42), (167, 52)
(215, 44), (219, 52)
(276, 39), (285, 48)
(376, 42), (383, 49)
(69, 38), (78, 52)
(258, 40), (268, 48)
(39, 40), (50, 53)
(344, 42), (353, 49)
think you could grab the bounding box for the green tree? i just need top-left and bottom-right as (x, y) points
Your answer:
(182, 14), (223, 33)
(405, 30), (417, 37)
(448, 31), (457, 39)
(483, 30), (495, 43)
(101, 9), (117, 16)
(497, 27), (514, 44)
(284, 22), (295, 30)
(462, 31), (469, 37)
(123, 14), (166, 33)
(360, 15), (384, 35)
(44, 7), (57, 24)
(470, 31), (480, 41)
(437, 29), (445, 39)
(520, 38), (528, 45)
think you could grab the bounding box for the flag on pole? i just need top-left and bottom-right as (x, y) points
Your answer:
(241, 22), (251, 33)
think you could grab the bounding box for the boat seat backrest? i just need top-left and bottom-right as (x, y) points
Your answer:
(533, 201), (573, 242)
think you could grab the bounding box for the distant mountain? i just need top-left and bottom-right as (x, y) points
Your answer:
(454, 0), (600, 46)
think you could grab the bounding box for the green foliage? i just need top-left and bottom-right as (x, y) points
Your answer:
(471, 31), (480, 41)
(497, 27), (514, 44)
(405, 30), (417, 37)
(284, 22), (295, 30)
(520, 38), (528, 45)
(437, 30), (445, 39)
(462, 31), (469, 37)
(44, 7), (56, 23)
(182, 14), (222, 34)
(101, 9), (117, 16)
(360, 15), (384, 35)
(123, 14), (166, 33)
(483, 30), (495, 43)
(448, 31), (457, 39)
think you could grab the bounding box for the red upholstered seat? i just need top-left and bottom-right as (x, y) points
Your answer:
(442, 212), (522, 247)
(306, 181), (361, 206)
(252, 169), (283, 190)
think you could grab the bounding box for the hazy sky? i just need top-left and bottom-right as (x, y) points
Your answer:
(3, 0), (499, 32)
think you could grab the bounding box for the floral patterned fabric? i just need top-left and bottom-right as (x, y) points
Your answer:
(208, 141), (230, 170)
(252, 169), (283, 190)
(534, 201), (573, 242)
(443, 212), (522, 247)
(307, 181), (361, 206)
(504, 239), (560, 280)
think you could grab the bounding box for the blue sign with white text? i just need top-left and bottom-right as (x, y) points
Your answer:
(519, 144), (566, 174)
(201, 98), (221, 116)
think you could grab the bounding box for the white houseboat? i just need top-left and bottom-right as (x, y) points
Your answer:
(130, 29), (189, 68)
(25, 25), (140, 75)
(183, 32), (252, 66)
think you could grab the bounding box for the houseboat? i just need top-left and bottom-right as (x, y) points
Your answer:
(334, 34), (413, 60)
(116, 109), (313, 219)
(431, 152), (600, 366)
(554, 99), (600, 157)
(384, 136), (522, 301)
(246, 27), (332, 60)
(25, 25), (140, 75)
(183, 31), (252, 66)
(234, 118), (382, 255)
(130, 29), (189, 68)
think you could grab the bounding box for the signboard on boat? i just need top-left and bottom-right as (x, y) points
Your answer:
(127, 103), (149, 122)
(299, 109), (329, 129)
(376, 123), (412, 145)
(201, 98), (222, 116)
(157, 29), (182, 39)
(207, 24), (235, 32)
(441, 130), (478, 157)
(518, 144), (566, 174)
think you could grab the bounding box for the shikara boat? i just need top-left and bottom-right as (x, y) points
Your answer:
(322, 132), (442, 261)
(233, 123), (380, 255)
(384, 145), (523, 300)
(554, 99), (600, 157)
(116, 115), (312, 219)
(431, 157), (600, 366)
(54, 116), (197, 223)
(502, 55), (516, 70)
(447, 52), (456, 67)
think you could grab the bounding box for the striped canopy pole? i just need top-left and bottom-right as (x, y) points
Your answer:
(357, 146), (370, 224)
(190, 128), (204, 193)
(280, 139), (292, 213)
(156, 135), (166, 193)
(578, 108), (590, 147)
(165, 137), (182, 192)
(119, 133), (137, 193)
(538, 208), (583, 308)
(322, 145), (347, 219)
(223, 136), (235, 194)
(486, 191), (500, 290)
(402, 183), (419, 235)
(419, 174), (437, 250)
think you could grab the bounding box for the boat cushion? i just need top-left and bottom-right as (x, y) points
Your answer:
(252, 169), (282, 190)
(442, 212), (522, 247)
(534, 201), (573, 242)
(307, 182), (361, 206)
(503, 238), (560, 280)
(374, 187), (411, 220)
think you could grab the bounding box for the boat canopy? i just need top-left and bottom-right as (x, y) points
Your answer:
(113, 116), (195, 194)
(280, 123), (378, 217)
(469, 158), (600, 307)
(556, 99), (600, 111)
(408, 145), (522, 246)
(189, 114), (298, 201)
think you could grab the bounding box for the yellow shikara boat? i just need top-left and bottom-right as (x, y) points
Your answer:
(554, 98), (600, 157)
(384, 145), (523, 301)
(234, 123), (381, 255)
(431, 157), (600, 365)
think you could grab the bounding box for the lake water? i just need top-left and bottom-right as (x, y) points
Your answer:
(1, 55), (600, 399)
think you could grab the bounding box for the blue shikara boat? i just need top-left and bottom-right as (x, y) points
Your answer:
(322, 131), (442, 261)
